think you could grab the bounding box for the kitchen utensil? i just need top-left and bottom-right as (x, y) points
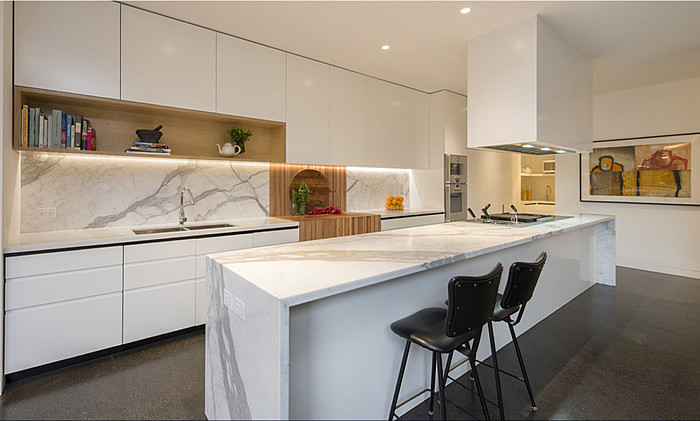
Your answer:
(217, 142), (242, 157)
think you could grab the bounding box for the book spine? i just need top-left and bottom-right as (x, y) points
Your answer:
(53, 110), (62, 148)
(61, 112), (67, 148)
(90, 128), (96, 150)
(47, 115), (53, 148)
(81, 118), (88, 150)
(21, 105), (28, 147)
(70, 124), (75, 150)
(74, 115), (82, 150)
(66, 115), (72, 149)
(28, 108), (35, 147)
(39, 113), (45, 147)
(43, 117), (48, 148)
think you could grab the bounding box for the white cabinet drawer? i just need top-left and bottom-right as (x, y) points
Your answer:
(124, 239), (196, 263)
(5, 292), (122, 374)
(6, 265), (122, 311)
(5, 246), (123, 279)
(252, 229), (299, 248)
(195, 278), (206, 326)
(195, 234), (253, 278)
(381, 214), (445, 231)
(123, 281), (196, 343)
(124, 256), (195, 291)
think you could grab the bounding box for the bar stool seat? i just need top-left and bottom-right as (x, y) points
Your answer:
(391, 308), (479, 353)
(491, 294), (519, 322)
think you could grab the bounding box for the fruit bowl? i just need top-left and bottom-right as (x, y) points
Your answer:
(385, 196), (405, 210)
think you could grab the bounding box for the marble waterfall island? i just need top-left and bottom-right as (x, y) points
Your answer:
(205, 214), (615, 420)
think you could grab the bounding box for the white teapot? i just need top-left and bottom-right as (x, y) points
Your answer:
(217, 142), (242, 157)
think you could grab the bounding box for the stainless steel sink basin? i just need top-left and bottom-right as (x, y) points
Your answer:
(132, 223), (236, 235)
(132, 226), (190, 234)
(185, 223), (235, 230)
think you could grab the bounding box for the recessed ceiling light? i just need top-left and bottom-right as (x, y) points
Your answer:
(522, 144), (534, 148)
(541, 147), (551, 151)
(381, 45), (390, 50)
(556, 150), (566, 154)
(460, 7), (471, 14)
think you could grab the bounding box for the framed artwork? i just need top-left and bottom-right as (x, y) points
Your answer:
(580, 133), (699, 206)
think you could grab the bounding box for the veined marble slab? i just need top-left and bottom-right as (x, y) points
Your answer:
(210, 214), (615, 306)
(346, 167), (410, 211)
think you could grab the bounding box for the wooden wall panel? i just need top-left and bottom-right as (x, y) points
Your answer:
(269, 163), (346, 216)
(281, 212), (380, 242)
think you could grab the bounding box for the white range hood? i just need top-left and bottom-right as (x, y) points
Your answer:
(467, 15), (592, 155)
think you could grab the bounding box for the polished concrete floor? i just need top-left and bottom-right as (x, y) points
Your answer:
(1, 267), (698, 420)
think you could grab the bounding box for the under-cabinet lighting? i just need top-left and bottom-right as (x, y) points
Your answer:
(460, 7), (471, 14)
(381, 45), (390, 50)
(556, 150), (566, 154)
(540, 147), (551, 151)
(522, 144), (534, 148)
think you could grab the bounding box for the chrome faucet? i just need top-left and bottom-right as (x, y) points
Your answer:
(510, 204), (519, 224)
(179, 187), (194, 225)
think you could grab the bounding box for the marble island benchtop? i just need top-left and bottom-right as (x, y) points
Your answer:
(4, 217), (299, 254)
(210, 213), (614, 307)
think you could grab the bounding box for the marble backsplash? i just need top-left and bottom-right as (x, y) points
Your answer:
(20, 155), (412, 233)
(346, 167), (410, 210)
(21, 154), (270, 233)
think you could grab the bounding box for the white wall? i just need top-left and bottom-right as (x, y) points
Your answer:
(467, 148), (519, 215)
(557, 76), (700, 279)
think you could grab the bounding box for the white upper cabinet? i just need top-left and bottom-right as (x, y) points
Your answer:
(121, 6), (216, 112)
(286, 55), (330, 165)
(329, 68), (366, 166)
(443, 92), (468, 155)
(14, 1), (120, 98)
(366, 78), (402, 168)
(217, 34), (286, 122)
(400, 88), (430, 169)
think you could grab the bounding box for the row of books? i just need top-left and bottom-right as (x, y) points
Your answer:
(21, 105), (96, 150)
(125, 142), (172, 155)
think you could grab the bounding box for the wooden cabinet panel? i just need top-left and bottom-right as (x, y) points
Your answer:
(366, 78), (401, 168)
(400, 88), (430, 169)
(286, 55), (330, 165)
(121, 6), (216, 112)
(217, 33), (286, 122)
(123, 281), (196, 343)
(5, 293), (122, 374)
(14, 1), (120, 99)
(282, 214), (379, 242)
(329, 68), (366, 166)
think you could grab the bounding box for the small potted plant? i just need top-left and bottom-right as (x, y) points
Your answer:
(293, 182), (312, 215)
(226, 126), (253, 154)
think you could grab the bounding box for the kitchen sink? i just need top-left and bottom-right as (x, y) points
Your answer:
(132, 223), (236, 235)
(185, 223), (236, 230)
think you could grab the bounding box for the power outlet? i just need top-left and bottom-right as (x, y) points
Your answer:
(233, 297), (246, 321)
(223, 289), (233, 311)
(36, 207), (56, 219)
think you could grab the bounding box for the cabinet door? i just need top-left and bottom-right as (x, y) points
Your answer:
(123, 281), (195, 343)
(444, 92), (468, 155)
(14, 1), (120, 98)
(121, 6), (216, 111)
(329, 68), (366, 166)
(252, 228), (300, 248)
(286, 55), (330, 165)
(217, 33), (286, 122)
(400, 88), (430, 169)
(381, 214), (445, 231)
(5, 293), (122, 374)
(366, 78), (401, 168)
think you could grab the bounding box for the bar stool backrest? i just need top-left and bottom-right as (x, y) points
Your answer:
(445, 263), (503, 338)
(501, 252), (547, 310)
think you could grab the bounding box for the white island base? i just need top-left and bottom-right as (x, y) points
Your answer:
(205, 215), (615, 420)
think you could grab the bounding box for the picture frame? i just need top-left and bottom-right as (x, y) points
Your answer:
(580, 132), (699, 206)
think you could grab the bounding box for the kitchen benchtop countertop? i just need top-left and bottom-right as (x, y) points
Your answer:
(210, 214), (614, 307)
(4, 217), (299, 254)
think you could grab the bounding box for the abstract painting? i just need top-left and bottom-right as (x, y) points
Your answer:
(580, 134), (699, 205)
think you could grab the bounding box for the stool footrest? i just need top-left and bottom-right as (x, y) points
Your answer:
(474, 359), (526, 382)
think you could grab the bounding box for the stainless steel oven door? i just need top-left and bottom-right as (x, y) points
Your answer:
(445, 183), (468, 222)
(444, 155), (468, 184)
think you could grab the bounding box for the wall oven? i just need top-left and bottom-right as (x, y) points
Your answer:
(444, 155), (468, 222)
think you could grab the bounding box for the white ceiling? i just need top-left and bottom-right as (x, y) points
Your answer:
(128, 1), (700, 95)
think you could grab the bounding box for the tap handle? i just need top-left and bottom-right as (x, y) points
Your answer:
(467, 208), (476, 219)
(510, 204), (519, 214)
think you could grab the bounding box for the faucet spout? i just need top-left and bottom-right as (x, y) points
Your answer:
(179, 187), (195, 225)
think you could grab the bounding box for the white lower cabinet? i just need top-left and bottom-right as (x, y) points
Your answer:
(381, 214), (445, 231)
(123, 239), (196, 343)
(252, 229), (300, 248)
(123, 281), (196, 343)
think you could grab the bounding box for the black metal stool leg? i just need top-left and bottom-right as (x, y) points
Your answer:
(429, 352), (437, 415)
(468, 353), (491, 421)
(435, 351), (448, 421)
(488, 321), (505, 420)
(388, 340), (412, 421)
(508, 323), (537, 411)
(444, 351), (454, 386)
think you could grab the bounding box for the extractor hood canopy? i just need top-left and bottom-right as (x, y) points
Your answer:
(467, 15), (593, 155)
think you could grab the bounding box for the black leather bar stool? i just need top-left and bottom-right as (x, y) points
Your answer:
(486, 252), (547, 420)
(388, 263), (503, 421)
